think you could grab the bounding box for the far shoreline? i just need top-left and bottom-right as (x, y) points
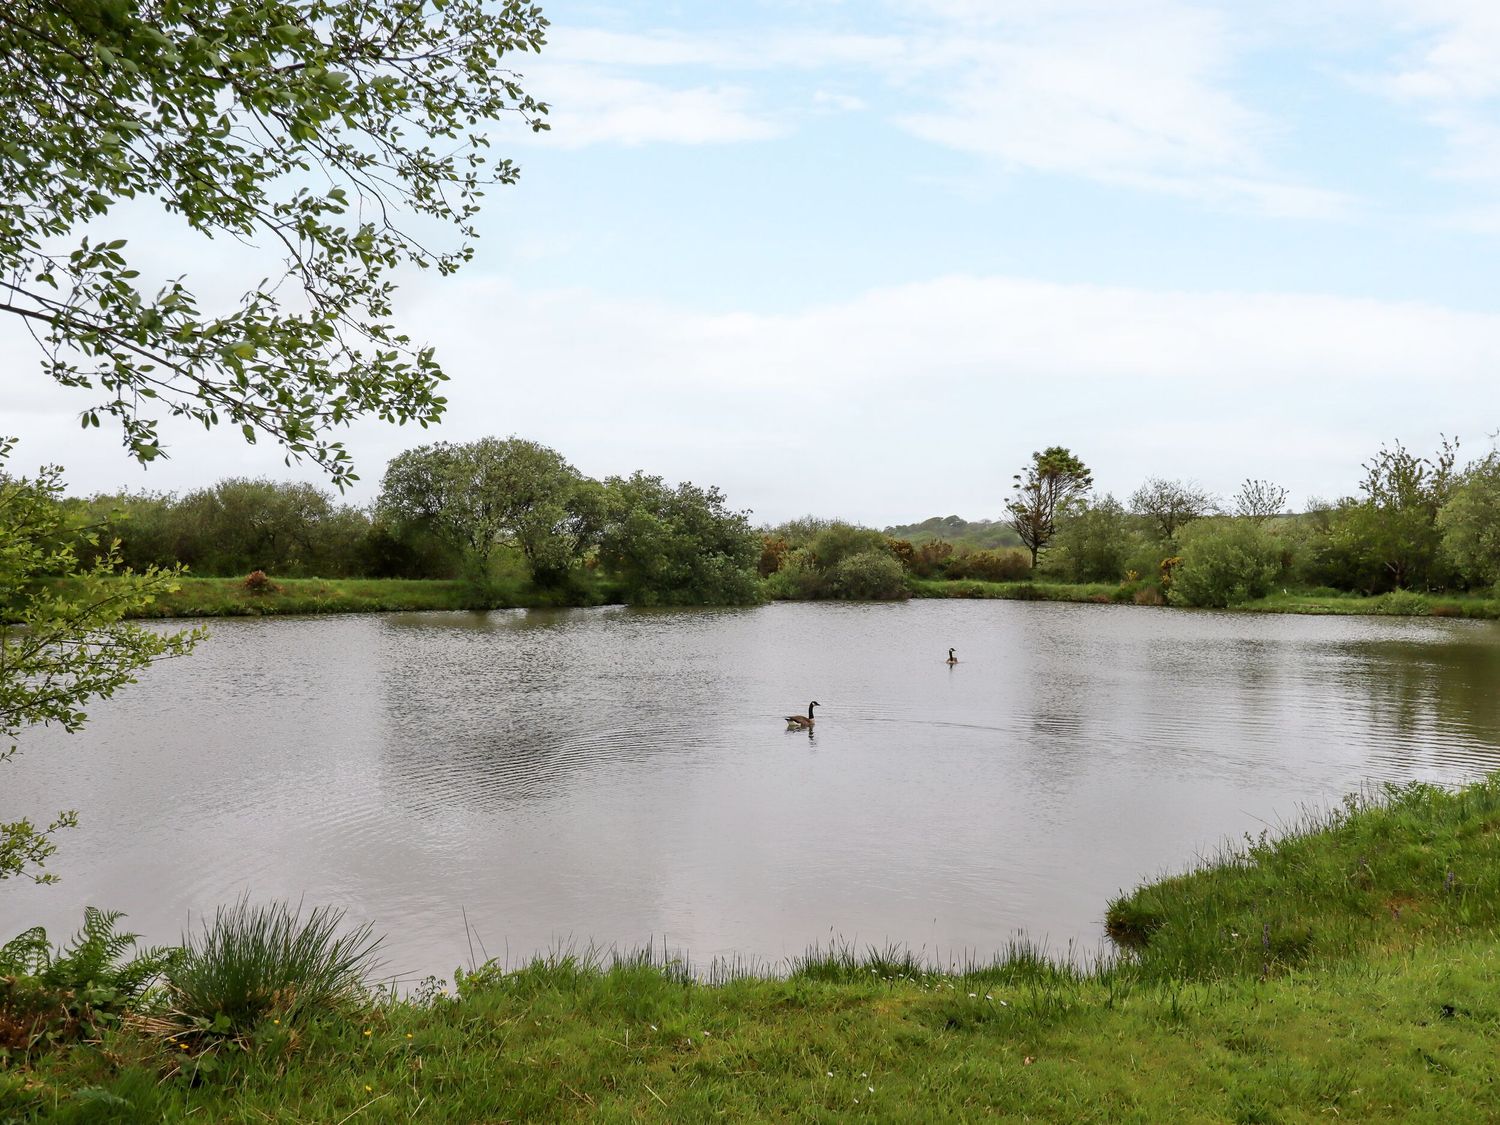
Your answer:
(84, 575), (1500, 623)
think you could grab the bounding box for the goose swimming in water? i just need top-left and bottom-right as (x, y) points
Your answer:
(785, 701), (820, 729)
(946, 648), (959, 664)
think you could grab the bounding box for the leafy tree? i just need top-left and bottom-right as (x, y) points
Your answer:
(1129, 477), (1219, 541)
(1437, 453), (1500, 589)
(1050, 494), (1135, 583)
(2, 0), (548, 486)
(1352, 437), (1459, 590)
(379, 438), (600, 587)
(170, 478), (367, 575)
(599, 473), (760, 605)
(1233, 479), (1289, 523)
(1, 439), (199, 883)
(1006, 447), (1094, 568)
(1168, 518), (1281, 608)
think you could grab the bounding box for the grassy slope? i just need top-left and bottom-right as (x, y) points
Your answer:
(10, 780), (1500, 1121)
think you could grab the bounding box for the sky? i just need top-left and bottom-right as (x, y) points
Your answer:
(6, 0), (1500, 527)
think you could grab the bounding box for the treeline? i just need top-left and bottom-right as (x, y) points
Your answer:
(880, 515), (1023, 551)
(63, 438), (762, 606)
(989, 437), (1500, 607)
(54, 433), (1500, 610)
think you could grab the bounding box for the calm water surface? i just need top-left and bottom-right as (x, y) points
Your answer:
(4, 601), (1499, 980)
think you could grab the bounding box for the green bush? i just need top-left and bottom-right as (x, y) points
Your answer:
(1375, 590), (1430, 616)
(1169, 518), (1282, 608)
(826, 550), (909, 600)
(945, 548), (1030, 582)
(166, 900), (383, 1035)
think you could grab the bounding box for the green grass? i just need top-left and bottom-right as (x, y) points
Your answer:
(910, 577), (1128, 604)
(54, 572), (627, 619)
(11, 779), (1500, 1120)
(913, 578), (1500, 619)
(1243, 589), (1500, 620)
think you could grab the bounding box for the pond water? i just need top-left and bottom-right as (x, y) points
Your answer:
(4, 601), (1499, 982)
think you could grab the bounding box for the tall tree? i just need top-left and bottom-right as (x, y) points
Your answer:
(378, 438), (599, 586)
(1, 439), (200, 882)
(2, 0), (548, 486)
(1438, 453), (1500, 588)
(1006, 447), (1093, 568)
(1130, 478), (1219, 541)
(1356, 437), (1459, 590)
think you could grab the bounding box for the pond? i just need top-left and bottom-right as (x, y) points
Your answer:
(4, 601), (1499, 982)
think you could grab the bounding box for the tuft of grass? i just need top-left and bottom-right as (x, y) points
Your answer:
(165, 900), (383, 1035)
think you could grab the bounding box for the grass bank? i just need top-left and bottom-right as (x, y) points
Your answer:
(914, 578), (1500, 619)
(9, 778), (1500, 1120)
(66, 574), (623, 619)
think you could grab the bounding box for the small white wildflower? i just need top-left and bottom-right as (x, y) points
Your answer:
(868, 1086), (875, 1093)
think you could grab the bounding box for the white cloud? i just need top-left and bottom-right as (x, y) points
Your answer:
(527, 64), (781, 148)
(1363, 2), (1500, 187)
(11, 272), (1491, 522)
(534, 6), (1341, 217)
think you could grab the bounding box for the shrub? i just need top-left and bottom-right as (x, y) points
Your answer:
(1376, 590), (1430, 616)
(758, 534), (790, 577)
(908, 539), (954, 578)
(166, 900), (383, 1035)
(826, 550), (909, 600)
(243, 569), (274, 592)
(0, 908), (178, 1055)
(1168, 520), (1281, 608)
(945, 548), (1030, 583)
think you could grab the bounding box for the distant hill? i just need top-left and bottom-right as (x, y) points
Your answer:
(881, 515), (1023, 550)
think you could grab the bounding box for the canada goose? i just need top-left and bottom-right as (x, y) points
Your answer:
(946, 648), (959, 664)
(785, 701), (820, 729)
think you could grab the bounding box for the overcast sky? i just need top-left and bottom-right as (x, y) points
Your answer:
(6, 0), (1500, 527)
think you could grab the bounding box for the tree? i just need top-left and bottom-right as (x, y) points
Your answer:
(1, 439), (199, 882)
(1051, 494), (1134, 582)
(2, 0), (548, 486)
(1006, 447), (1094, 568)
(1129, 477), (1218, 541)
(1233, 479), (1289, 523)
(1355, 437), (1458, 590)
(598, 473), (760, 605)
(378, 438), (599, 586)
(1437, 452), (1500, 588)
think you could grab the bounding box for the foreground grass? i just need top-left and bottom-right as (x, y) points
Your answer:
(9, 779), (1500, 1121)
